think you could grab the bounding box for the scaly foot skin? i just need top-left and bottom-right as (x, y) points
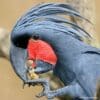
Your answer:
(45, 91), (55, 99)
(36, 84), (56, 99)
(36, 80), (51, 98)
(37, 89), (55, 100)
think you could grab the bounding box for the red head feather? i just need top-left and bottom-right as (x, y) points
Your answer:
(27, 39), (57, 67)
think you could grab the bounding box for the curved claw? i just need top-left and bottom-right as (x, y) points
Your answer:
(36, 92), (45, 98)
(36, 88), (55, 100)
(36, 84), (46, 98)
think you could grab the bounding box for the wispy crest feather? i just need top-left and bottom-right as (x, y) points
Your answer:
(14, 3), (92, 41)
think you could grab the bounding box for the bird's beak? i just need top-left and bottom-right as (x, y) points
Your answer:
(10, 44), (28, 82)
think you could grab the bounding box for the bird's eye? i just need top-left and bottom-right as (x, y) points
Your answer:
(32, 35), (40, 40)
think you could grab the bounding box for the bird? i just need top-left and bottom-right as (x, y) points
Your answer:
(10, 3), (100, 100)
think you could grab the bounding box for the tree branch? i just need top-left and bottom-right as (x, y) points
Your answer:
(0, 28), (10, 60)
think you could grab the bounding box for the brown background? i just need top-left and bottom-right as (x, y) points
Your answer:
(0, 0), (100, 100)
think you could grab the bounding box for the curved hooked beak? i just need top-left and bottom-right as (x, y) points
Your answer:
(10, 44), (28, 82)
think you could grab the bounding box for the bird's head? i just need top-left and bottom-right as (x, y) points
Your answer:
(10, 33), (57, 81)
(10, 3), (90, 82)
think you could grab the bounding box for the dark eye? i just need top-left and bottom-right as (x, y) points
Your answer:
(32, 35), (40, 40)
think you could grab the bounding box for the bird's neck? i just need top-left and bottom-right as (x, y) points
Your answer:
(47, 35), (87, 63)
(50, 35), (87, 84)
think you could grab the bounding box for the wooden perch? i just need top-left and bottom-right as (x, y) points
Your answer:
(0, 28), (10, 59)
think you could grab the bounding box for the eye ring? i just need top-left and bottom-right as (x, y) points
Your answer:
(32, 34), (40, 40)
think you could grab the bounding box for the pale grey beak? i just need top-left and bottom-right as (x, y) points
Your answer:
(10, 43), (28, 82)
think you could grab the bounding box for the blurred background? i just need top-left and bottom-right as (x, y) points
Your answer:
(0, 0), (100, 100)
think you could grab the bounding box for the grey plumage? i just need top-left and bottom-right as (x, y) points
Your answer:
(10, 3), (100, 100)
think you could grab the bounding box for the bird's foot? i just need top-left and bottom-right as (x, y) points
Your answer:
(36, 80), (50, 97)
(37, 90), (55, 100)
(36, 84), (55, 100)
(25, 78), (55, 99)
